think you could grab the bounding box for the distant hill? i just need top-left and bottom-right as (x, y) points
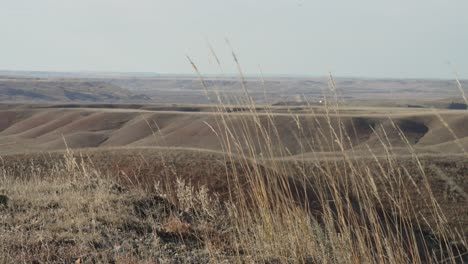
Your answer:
(0, 70), (161, 79)
(1, 70), (468, 105)
(0, 78), (151, 103)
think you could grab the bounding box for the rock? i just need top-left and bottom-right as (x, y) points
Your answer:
(0, 194), (8, 207)
(133, 195), (175, 219)
(110, 183), (127, 194)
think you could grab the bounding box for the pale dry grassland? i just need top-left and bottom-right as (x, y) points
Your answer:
(0, 152), (236, 263)
(0, 72), (467, 263)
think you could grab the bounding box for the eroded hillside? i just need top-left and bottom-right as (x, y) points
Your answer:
(1, 105), (467, 156)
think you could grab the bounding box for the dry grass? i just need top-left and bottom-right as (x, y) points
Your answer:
(0, 70), (467, 263)
(0, 153), (235, 263)
(185, 56), (468, 263)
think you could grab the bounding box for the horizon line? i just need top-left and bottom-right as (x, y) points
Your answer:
(0, 69), (466, 81)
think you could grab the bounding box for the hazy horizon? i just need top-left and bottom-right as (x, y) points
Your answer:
(1, 1), (467, 79)
(3, 69), (468, 81)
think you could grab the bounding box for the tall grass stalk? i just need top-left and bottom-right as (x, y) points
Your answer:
(186, 54), (467, 263)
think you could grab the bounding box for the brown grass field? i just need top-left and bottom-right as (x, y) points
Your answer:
(1, 83), (468, 263)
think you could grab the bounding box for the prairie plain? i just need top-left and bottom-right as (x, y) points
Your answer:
(0, 74), (467, 263)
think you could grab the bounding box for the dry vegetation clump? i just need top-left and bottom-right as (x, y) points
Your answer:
(0, 153), (235, 263)
(1, 147), (466, 263)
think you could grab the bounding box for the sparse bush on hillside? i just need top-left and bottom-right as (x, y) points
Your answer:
(448, 102), (467, 110)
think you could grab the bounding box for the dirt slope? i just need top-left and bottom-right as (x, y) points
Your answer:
(0, 105), (467, 156)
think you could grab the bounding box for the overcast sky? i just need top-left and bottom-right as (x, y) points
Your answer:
(1, 0), (467, 78)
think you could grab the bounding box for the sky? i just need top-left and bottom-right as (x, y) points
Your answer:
(0, 0), (467, 78)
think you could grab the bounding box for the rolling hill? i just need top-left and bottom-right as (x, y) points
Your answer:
(0, 78), (150, 103)
(0, 104), (467, 156)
